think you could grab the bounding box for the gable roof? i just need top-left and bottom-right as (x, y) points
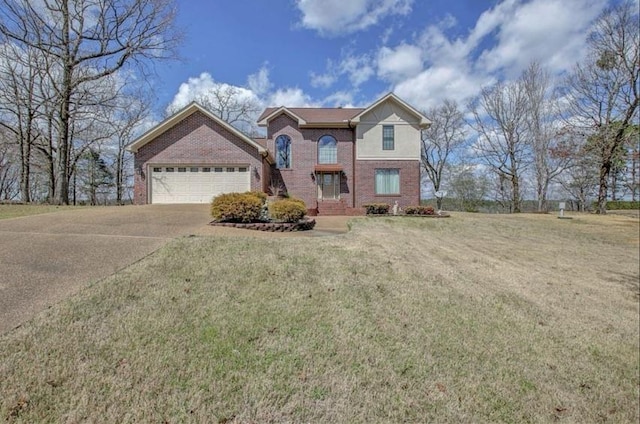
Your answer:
(126, 102), (268, 154)
(257, 107), (364, 128)
(350, 93), (430, 128)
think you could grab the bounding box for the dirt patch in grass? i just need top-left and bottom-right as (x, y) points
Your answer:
(0, 213), (638, 422)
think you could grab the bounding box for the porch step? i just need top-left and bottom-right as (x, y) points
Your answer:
(317, 200), (346, 216)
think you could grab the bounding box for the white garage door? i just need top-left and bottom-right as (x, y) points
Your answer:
(150, 166), (251, 204)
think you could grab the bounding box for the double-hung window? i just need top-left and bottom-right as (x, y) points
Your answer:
(375, 169), (400, 195)
(382, 125), (394, 150)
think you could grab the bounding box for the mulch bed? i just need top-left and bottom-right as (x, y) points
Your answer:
(366, 212), (451, 218)
(209, 218), (316, 232)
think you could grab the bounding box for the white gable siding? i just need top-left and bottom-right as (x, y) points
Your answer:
(355, 100), (422, 160)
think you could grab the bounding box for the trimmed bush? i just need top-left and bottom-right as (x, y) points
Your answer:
(605, 200), (640, 210)
(245, 191), (268, 203)
(269, 198), (307, 223)
(363, 203), (390, 215)
(211, 192), (264, 223)
(287, 197), (306, 206)
(405, 205), (435, 215)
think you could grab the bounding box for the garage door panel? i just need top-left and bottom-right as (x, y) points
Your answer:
(150, 166), (250, 204)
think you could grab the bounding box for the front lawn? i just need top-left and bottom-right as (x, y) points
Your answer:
(0, 204), (86, 220)
(1, 213), (638, 422)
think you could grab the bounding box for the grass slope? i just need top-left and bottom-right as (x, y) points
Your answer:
(1, 214), (638, 423)
(0, 204), (86, 220)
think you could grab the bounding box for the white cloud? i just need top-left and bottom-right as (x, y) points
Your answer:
(309, 53), (374, 91)
(310, 70), (337, 88)
(296, 0), (413, 36)
(247, 65), (272, 95)
(377, 44), (423, 82)
(167, 72), (260, 114)
(166, 69), (317, 133)
(339, 54), (375, 86)
(476, 0), (607, 77)
(394, 65), (490, 111)
(323, 90), (356, 107)
(267, 88), (316, 108)
(166, 0), (613, 124)
(376, 0), (609, 111)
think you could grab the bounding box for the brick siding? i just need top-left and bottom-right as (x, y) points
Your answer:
(133, 108), (422, 212)
(133, 110), (264, 204)
(354, 160), (421, 209)
(267, 114), (355, 210)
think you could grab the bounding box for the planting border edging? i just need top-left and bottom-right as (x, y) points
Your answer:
(209, 218), (316, 232)
(366, 213), (451, 218)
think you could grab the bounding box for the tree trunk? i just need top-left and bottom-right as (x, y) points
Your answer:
(115, 149), (124, 204)
(19, 137), (31, 203)
(53, 1), (71, 205)
(632, 149), (638, 202)
(596, 161), (610, 214)
(512, 174), (521, 213)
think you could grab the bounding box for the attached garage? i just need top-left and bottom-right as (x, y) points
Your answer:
(150, 165), (251, 204)
(127, 102), (270, 205)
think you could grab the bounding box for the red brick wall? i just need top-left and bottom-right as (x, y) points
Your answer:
(267, 114), (355, 209)
(133, 110), (264, 204)
(354, 160), (421, 209)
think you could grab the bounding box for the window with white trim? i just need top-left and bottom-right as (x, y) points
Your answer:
(375, 169), (400, 195)
(318, 135), (337, 164)
(382, 125), (394, 150)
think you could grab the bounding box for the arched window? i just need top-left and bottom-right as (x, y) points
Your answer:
(275, 135), (291, 169)
(318, 135), (337, 164)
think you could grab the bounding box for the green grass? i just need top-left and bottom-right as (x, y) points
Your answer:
(0, 204), (86, 220)
(1, 213), (638, 423)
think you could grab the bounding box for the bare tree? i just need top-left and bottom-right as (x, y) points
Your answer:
(167, 84), (261, 134)
(0, 44), (47, 202)
(470, 79), (530, 213)
(557, 145), (599, 212)
(421, 100), (467, 210)
(522, 62), (574, 211)
(0, 0), (181, 204)
(563, 1), (639, 214)
(448, 164), (490, 212)
(111, 93), (150, 204)
(0, 132), (19, 200)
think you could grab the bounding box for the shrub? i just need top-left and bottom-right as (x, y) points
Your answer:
(269, 198), (307, 223)
(363, 203), (390, 215)
(245, 191), (267, 203)
(287, 196), (306, 206)
(405, 205), (435, 215)
(604, 200), (640, 210)
(211, 192), (264, 223)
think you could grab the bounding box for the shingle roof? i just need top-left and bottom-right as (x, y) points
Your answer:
(253, 137), (267, 148)
(257, 107), (365, 125)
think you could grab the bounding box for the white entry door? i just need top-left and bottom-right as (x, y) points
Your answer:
(150, 166), (250, 204)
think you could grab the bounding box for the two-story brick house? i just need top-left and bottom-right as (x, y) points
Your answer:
(127, 93), (430, 215)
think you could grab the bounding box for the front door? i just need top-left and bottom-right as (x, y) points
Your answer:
(318, 172), (340, 200)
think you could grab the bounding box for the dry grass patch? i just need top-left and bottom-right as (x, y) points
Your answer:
(0, 213), (638, 423)
(0, 204), (86, 220)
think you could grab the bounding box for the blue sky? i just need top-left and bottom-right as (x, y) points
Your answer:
(152, 0), (625, 118)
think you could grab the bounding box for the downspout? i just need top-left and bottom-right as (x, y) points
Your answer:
(349, 119), (356, 209)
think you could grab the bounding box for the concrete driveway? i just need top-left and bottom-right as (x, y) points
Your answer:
(0, 205), (349, 334)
